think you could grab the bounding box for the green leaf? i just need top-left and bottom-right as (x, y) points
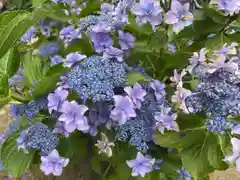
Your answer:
(1, 132), (36, 177)
(0, 73), (9, 96)
(79, 2), (100, 17)
(90, 156), (101, 174)
(0, 12), (33, 59)
(0, 47), (20, 77)
(180, 132), (225, 178)
(66, 37), (93, 56)
(148, 29), (168, 51)
(32, 0), (48, 7)
(126, 72), (148, 85)
(0, 11), (22, 29)
(204, 6), (228, 24)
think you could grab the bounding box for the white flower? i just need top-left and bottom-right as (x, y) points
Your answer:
(95, 133), (115, 157)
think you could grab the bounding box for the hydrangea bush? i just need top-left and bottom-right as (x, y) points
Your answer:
(0, 0), (240, 179)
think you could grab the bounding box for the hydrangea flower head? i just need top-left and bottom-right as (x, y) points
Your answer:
(155, 106), (179, 133)
(126, 152), (155, 177)
(95, 133), (115, 157)
(124, 83), (147, 109)
(118, 30), (135, 50)
(110, 95), (136, 125)
(63, 52), (86, 67)
(164, 0), (194, 33)
(58, 100), (89, 133)
(47, 88), (69, 113)
(131, 0), (162, 30)
(59, 26), (81, 44)
(103, 46), (124, 62)
(90, 31), (113, 53)
(40, 149), (69, 176)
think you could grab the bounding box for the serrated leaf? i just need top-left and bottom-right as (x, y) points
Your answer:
(126, 72), (148, 85)
(0, 12), (33, 59)
(0, 47), (20, 77)
(1, 132), (35, 177)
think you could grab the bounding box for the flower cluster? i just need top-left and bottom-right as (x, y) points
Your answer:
(67, 55), (126, 102)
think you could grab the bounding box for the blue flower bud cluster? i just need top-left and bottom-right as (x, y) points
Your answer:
(185, 69), (239, 133)
(67, 55), (126, 102)
(10, 97), (48, 120)
(26, 123), (59, 156)
(116, 85), (164, 152)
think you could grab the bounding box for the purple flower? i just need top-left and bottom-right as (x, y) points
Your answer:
(21, 26), (36, 42)
(210, 0), (240, 16)
(131, 0), (162, 30)
(213, 42), (238, 56)
(53, 121), (70, 137)
(171, 82), (192, 113)
(47, 88), (69, 113)
(177, 166), (191, 180)
(110, 95), (136, 125)
(103, 46), (124, 62)
(124, 83), (147, 109)
(59, 26), (81, 44)
(95, 133), (115, 157)
(58, 76), (69, 89)
(101, 3), (114, 14)
(164, 1), (193, 33)
(40, 149), (69, 176)
(150, 80), (166, 101)
(170, 69), (186, 85)
(232, 124), (240, 135)
(58, 100), (89, 133)
(154, 107), (179, 133)
(224, 138), (240, 171)
(126, 152), (155, 177)
(63, 52), (86, 67)
(112, 1), (129, 24)
(118, 30), (135, 50)
(50, 55), (63, 66)
(90, 32), (113, 53)
(167, 43), (177, 52)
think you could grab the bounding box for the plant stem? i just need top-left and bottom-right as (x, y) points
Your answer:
(102, 164), (111, 180)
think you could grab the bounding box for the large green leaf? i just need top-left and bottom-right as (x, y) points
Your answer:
(126, 72), (148, 85)
(0, 12), (33, 59)
(0, 47), (20, 77)
(1, 132), (36, 177)
(79, 2), (100, 17)
(0, 11), (23, 29)
(180, 132), (226, 178)
(32, 0), (48, 7)
(0, 73), (9, 96)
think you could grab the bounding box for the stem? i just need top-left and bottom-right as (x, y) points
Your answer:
(102, 164), (111, 180)
(180, 126), (206, 132)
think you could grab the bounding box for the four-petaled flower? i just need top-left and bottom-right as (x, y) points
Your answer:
(118, 30), (135, 50)
(154, 107), (179, 133)
(103, 46), (124, 62)
(126, 152), (155, 177)
(164, 0), (193, 33)
(63, 52), (86, 67)
(40, 149), (69, 176)
(150, 80), (166, 102)
(110, 95), (136, 125)
(47, 88), (69, 113)
(124, 83), (147, 109)
(95, 133), (115, 157)
(58, 100), (90, 133)
(171, 82), (192, 113)
(131, 0), (162, 30)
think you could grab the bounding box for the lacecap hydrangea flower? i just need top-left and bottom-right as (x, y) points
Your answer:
(40, 149), (69, 176)
(126, 152), (155, 177)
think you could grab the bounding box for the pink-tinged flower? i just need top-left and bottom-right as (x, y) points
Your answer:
(110, 95), (136, 125)
(47, 88), (69, 113)
(95, 133), (115, 157)
(103, 46), (124, 62)
(155, 107), (179, 133)
(124, 83), (147, 109)
(63, 52), (86, 67)
(126, 152), (155, 177)
(118, 30), (135, 50)
(187, 48), (207, 75)
(58, 101), (89, 133)
(171, 82), (192, 113)
(164, 0), (193, 33)
(40, 149), (69, 176)
(170, 69), (187, 85)
(131, 0), (162, 31)
(224, 138), (240, 171)
(207, 54), (238, 74)
(150, 80), (166, 102)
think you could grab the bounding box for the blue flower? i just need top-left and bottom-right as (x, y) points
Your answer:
(177, 166), (191, 180)
(38, 42), (59, 57)
(20, 26), (36, 42)
(67, 55), (126, 102)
